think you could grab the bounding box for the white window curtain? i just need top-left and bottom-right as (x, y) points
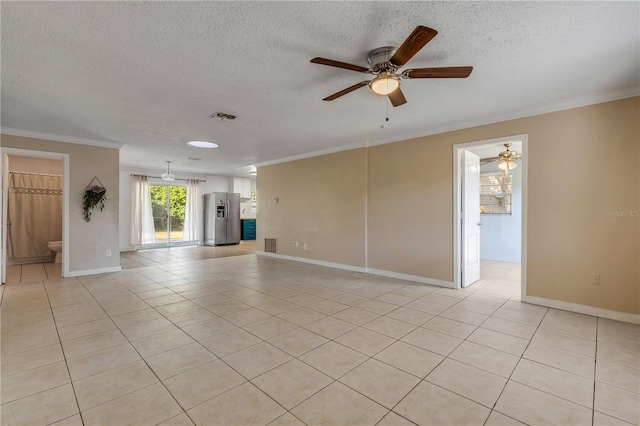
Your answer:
(130, 175), (156, 247)
(182, 179), (200, 242)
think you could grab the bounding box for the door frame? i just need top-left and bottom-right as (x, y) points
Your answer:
(1, 148), (70, 281)
(452, 134), (528, 296)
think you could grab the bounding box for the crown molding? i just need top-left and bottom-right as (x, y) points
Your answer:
(365, 88), (640, 148)
(257, 89), (640, 168)
(255, 142), (365, 168)
(1, 127), (123, 149)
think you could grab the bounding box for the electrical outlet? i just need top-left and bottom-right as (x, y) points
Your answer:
(303, 243), (307, 250)
(106, 250), (112, 257)
(293, 241), (298, 247)
(591, 274), (600, 285)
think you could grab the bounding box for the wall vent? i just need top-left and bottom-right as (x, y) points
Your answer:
(265, 238), (277, 253)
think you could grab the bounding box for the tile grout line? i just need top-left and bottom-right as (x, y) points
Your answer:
(16, 256), (569, 425)
(42, 278), (86, 426)
(114, 270), (310, 423)
(73, 275), (200, 425)
(480, 303), (549, 425)
(274, 287), (512, 424)
(389, 292), (516, 424)
(65, 266), (510, 424)
(161, 281), (423, 423)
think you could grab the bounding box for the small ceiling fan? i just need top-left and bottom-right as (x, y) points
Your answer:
(481, 143), (523, 170)
(310, 26), (473, 107)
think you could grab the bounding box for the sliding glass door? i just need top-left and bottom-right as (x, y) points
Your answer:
(149, 184), (189, 247)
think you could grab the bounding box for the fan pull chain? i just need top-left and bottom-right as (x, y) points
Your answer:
(386, 98), (390, 123)
(380, 95), (389, 129)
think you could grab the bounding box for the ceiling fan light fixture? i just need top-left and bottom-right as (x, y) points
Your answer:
(162, 161), (176, 181)
(369, 74), (400, 95)
(186, 140), (219, 149)
(498, 160), (518, 171)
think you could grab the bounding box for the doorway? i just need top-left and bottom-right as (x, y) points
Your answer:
(144, 183), (192, 248)
(453, 135), (527, 299)
(1, 148), (70, 282)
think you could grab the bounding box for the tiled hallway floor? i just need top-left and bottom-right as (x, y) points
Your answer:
(1, 254), (638, 425)
(120, 241), (257, 269)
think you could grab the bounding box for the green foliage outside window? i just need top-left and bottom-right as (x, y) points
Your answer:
(150, 185), (187, 232)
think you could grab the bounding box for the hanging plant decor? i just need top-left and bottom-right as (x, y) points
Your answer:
(83, 177), (107, 222)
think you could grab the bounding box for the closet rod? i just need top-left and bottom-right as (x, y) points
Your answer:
(131, 174), (206, 183)
(9, 171), (63, 177)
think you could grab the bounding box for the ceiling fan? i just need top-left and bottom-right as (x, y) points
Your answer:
(310, 26), (473, 107)
(481, 143), (523, 170)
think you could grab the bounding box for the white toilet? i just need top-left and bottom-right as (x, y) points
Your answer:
(48, 241), (62, 264)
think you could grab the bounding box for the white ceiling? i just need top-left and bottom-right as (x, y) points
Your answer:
(2, 2), (638, 177)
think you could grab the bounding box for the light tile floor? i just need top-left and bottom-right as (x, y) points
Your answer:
(120, 241), (257, 269)
(1, 252), (638, 425)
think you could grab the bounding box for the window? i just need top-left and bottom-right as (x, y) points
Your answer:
(480, 173), (512, 215)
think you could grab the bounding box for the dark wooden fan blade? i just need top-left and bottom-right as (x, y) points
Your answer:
(388, 87), (407, 107)
(404, 66), (473, 78)
(323, 81), (370, 101)
(389, 26), (438, 67)
(311, 57), (369, 73)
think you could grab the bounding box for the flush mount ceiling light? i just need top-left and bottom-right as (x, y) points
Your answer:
(369, 73), (400, 95)
(161, 161), (175, 181)
(186, 140), (219, 149)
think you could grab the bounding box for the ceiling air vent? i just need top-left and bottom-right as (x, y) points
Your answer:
(210, 112), (237, 121)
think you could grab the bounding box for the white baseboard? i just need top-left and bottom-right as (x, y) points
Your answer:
(255, 251), (366, 273)
(524, 295), (640, 325)
(66, 266), (122, 278)
(234, 252), (640, 323)
(366, 268), (455, 288)
(255, 251), (454, 288)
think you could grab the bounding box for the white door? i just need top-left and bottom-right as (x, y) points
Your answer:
(1, 154), (8, 284)
(462, 150), (481, 287)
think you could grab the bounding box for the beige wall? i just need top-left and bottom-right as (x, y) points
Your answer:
(258, 97), (639, 314)
(257, 148), (367, 268)
(368, 137), (455, 280)
(2, 134), (121, 274)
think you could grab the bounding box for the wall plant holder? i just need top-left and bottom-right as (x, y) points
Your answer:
(83, 177), (107, 222)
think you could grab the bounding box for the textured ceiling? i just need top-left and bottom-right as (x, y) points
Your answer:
(1, 2), (638, 177)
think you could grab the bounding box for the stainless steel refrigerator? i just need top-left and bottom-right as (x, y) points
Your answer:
(203, 192), (241, 246)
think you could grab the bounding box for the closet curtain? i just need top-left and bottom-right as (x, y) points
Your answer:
(130, 175), (156, 247)
(182, 179), (200, 242)
(7, 173), (63, 262)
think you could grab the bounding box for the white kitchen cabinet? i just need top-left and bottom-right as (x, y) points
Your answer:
(232, 177), (251, 199)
